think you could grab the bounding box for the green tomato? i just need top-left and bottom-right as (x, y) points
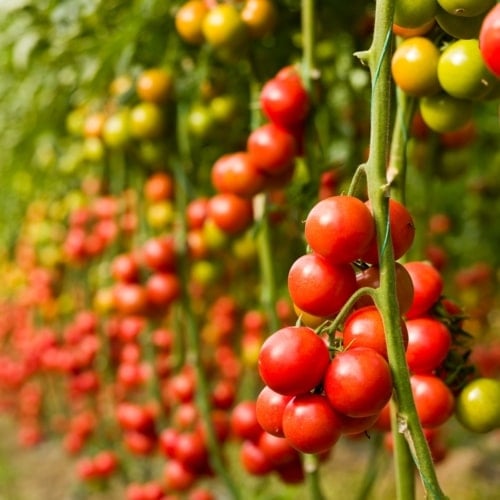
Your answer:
(437, 0), (494, 17)
(435, 6), (487, 39)
(438, 39), (497, 100)
(102, 110), (130, 148)
(456, 378), (500, 433)
(419, 93), (473, 133)
(394, 0), (438, 29)
(129, 102), (165, 139)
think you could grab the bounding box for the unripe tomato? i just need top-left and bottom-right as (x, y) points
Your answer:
(187, 103), (215, 139)
(391, 37), (441, 97)
(419, 93), (473, 133)
(455, 377), (500, 433)
(102, 110), (130, 148)
(136, 68), (173, 103)
(175, 0), (209, 45)
(437, 0), (494, 18)
(241, 0), (278, 38)
(202, 4), (248, 49)
(437, 39), (496, 100)
(479, 3), (500, 77)
(394, 0), (438, 29)
(436, 6), (487, 39)
(129, 102), (165, 139)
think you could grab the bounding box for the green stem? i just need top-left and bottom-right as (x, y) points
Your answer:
(355, 432), (386, 500)
(303, 454), (325, 500)
(365, 1), (447, 499)
(301, 0), (315, 92)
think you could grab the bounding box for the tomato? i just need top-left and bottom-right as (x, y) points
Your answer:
(394, 0), (437, 29)
(260, 70), (309, 128)
(436, 6), (486, 39)
(211, 152), (265, 197)
(111, 253), (140, 283)
(258, 432), (300, 466)
(173, 432), (208, 471)
(241, 0), (278, 38)
(240, 439), (273, 475)
(246, 123), (297, 176)
(207, 193), (253, 234)
(342, 305), (409, 360)
(479, 3), (500, 77)
(324, 347), (393, 417)
(287, 253), (357, 318)
(437, 0), (495, 17)
(141, 236), (176, 272)
(339, 412), (380, 436)
(455, 377), (500, 432)
(258, 326), (330, 396)
(83, 111), (106, 138)
(187, 103), (215, 139)
(175, 0), (209, 45)
(230, 401), (262, 442)
(136, 68), (173, 104)
(187, 197), (209, 229)
(282, 394), (343, 454)
(304, 196), (375, 264)
(393, 19), (436, 38)
(405, 317), (451, 373)
(163, 459), (196, 491)
(102, 110), (130, 148)
(145, 272), (181, 308)
(255, 385), (292, 437)
(391, 37), (441, 97)
(404, 261), (443, 319)
(202, 4), (248, 49)
(355, 262), (415, 314)
(438, 39), (496, 100)
(112, 283), (148, 315)
(410, 374), (455, 428)
(419, 93), (473, 133)
(361, 199), (415, 264)
(439, 119), (476, 148)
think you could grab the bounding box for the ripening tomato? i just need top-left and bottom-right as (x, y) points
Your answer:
(207, 193), (253, 234)
(304, 195), (375, 264)
(287, 253), (357, 318)
(479, 3), (500, 77)
(342, 305), (409, 360)
(144, 172), (174, 202)
(175, 0), (209, 45)
(410, 374), (455, 428)
(282, 394), (343, 454)
(129, 102), (165, 139)
(405, 317), (451, 373)
(391, 37), (441, 97)
(241, 0), (278, 38)
(255, 385), (292, 437)
(394, 0), (438, 29)
(136, 68), (173, 104)
(361, 199), (415, 264)
(260, 69), (309, 128)
(437, 0), (495, 18)
(258, 326), (330, 396)
(324, 347), (393, 417)
(419, 93), (473, 133)
(246, 123), (297, 176)
(404, 261), (443, 319)
(202, 4), (248, 49)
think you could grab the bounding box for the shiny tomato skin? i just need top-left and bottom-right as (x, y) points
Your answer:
(282, 394), (343, 454)
(287, 253), (357, 318)
(258, 326), (330, 396)
(404, 261), (444, 319)
(304, 196), (375, 264)
(411, 374), (455, 428)
(175, 0), (208, 45)
(240, 439), (273, 475)
(230, 401), (262, 442)
(136, 68), (173, 104)
(258, 432), (300, 466)
(324, 347), (393, 417)
(207, 193), (253, 234)
(405, 317), (451, 374)
(255, 385), (292, 437)
(479, 3), (500, 77)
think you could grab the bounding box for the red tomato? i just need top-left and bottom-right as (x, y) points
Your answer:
(255, 385), (292, 437)
(240, 439), (273, 475)
(410, 374), (455, 428)
(258, 432), (300, 466)
(405, 317), (451, 374)
(246, 123), (297, 176)
(479, 3), (500, 76)
(258, 326), (330, 396)
(361, 199), (415, 264)
(260, 70), (309, 128)
(144, 172), (174, 202)
(141, 235), (176, 272)
(112, 283), (148, 315)
(287, 253), (357, 317)
(207, 193), (253, 234)
(111, 253), (141, 283)
(404, 261), (443, 319)
(304, 196), (375, 264)
(230, 401), (262, 442)
(342, 305), (409, 359)
(282, 394), (343, 454)
(324, 347), (393, 417)
(163, 458), (196, 491)
(145, 272), (181, 308)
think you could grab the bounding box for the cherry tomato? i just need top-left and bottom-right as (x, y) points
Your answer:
(479, 3), (500, 77)
(282, 394), (343, 454)
(207, 193), (253, 235)
(287, 253), (357, 318)
(324, 347), (393, 417)
(247, 123), (297, 176)
(241, 0), (278, 38)
(258, 432), (300, 466)
(436, 6), (487, 39)
(304, 195), (375, 264)
(102, 110), (130, 148)
(419, 93), (473, 133)
(437, 0), (494, 17)
(393, 19), (436, 38)
(129, 102), (165, 139)
(410, 374), (455, 428)
(175, 0), (209, 45)
(255, 385), (292, 437)
(144, 172), (174, 202)
(258, 326), (330, 396)
(202, 4), (248, 49)
(230, 401), (262, 442)
(455, 377), (500, 432)
(136, 68), (173, 103)
(240, 439), (273, 475)
(394, 0), (437, 29)
(391, 37), (441, 97)
(438, 39), (496, 100)
(342, 305), (409, 360)
(260, 70), (309, 128)
(405, 317), (451, 373)
(361, 199), (415, 264)
(404, 261), (443, 319)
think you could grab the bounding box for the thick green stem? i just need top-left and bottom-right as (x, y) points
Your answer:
(301, 0), (315, 92)
(365, 1), (447, 499)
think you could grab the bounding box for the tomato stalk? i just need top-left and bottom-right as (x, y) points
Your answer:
(363, 1), (447, 499)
